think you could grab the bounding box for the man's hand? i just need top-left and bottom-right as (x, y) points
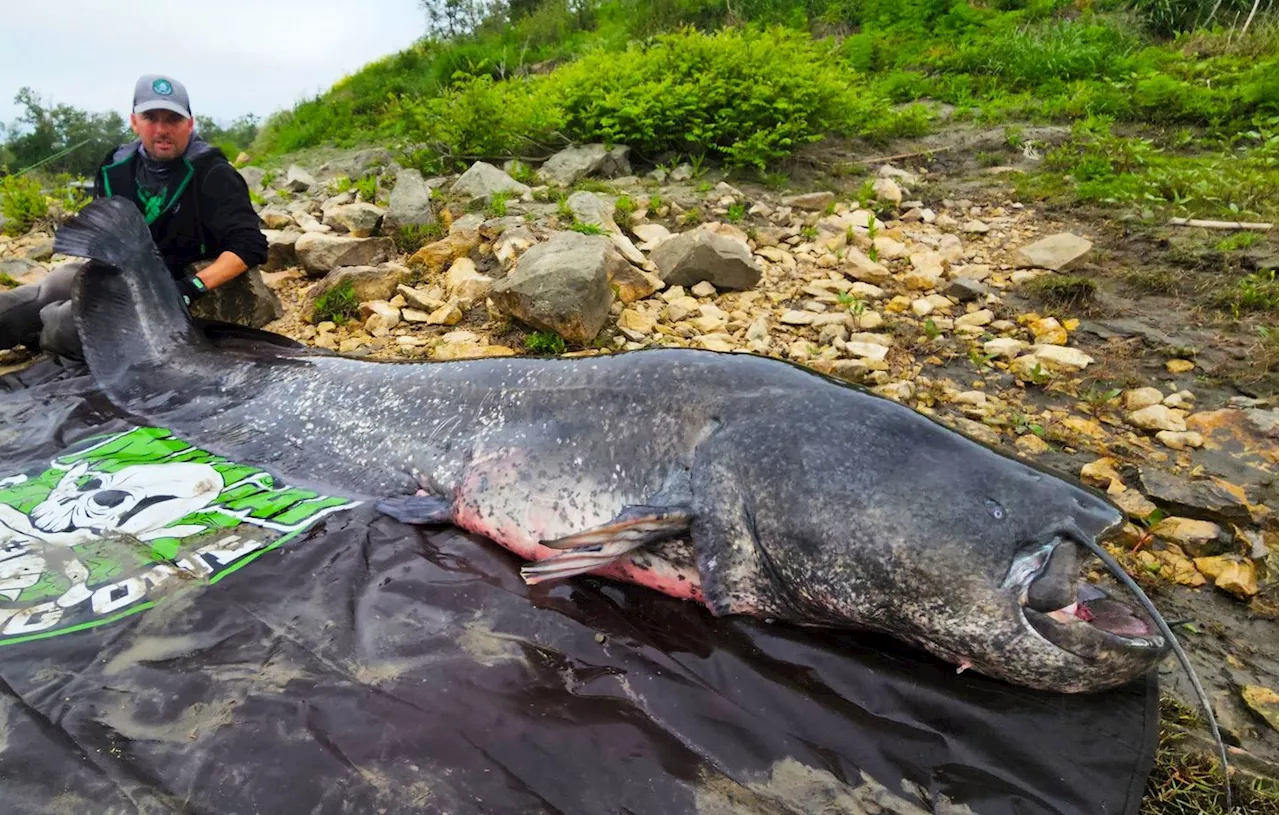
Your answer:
(176, 275), (208, 306)
(192, 250), (250, 294)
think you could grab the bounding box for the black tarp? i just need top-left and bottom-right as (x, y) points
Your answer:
(0, 358), (1158, 815)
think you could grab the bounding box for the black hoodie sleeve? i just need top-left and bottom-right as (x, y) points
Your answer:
(198, 159), (268, 268)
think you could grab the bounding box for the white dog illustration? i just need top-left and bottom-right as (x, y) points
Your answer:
(0, 461), (224, 605)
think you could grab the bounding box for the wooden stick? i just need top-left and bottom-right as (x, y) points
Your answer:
(1167, 217), (1276, 231)
(855, 145), (954, 165)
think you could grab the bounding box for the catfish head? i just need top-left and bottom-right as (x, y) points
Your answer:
(690, 396), (1168, 694)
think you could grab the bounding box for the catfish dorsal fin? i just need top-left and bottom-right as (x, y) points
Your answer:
(54, 198), (205, 380)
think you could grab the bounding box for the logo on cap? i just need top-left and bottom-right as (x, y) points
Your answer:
(153, 79), (173, 96)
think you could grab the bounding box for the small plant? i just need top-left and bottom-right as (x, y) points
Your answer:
(695, 180), (713, 194)
(1214, 232), (1261, 252)
(837, 291), (867, 316)
(923, 318), (940, 339)
(0, 175), (49, 236)
(1081, 385), (1123, 411)
(799, 225), (818, 241)
(1026, 362), (1053, 385)
(49, 173), (90, 214)
(866, 217), (879, 241)
(0, 272), (19, 288)
(249, 190), (267, 207)
(571, 221), (607, 235)
(1004, 125), (1025, 149)
(393, 222), (446, 254)
(556, 194), (573, 220)
(525, 330), (566, 354)
(680, 207), (703, 226)
(615, 194), (637, 221)
(486, 190), (512, 218)
(867, 244), (880, 263)
(311, 278), (360, 325)
(688, 152), (707, 178)
(1013, 413), (1046, 437)
(507, 160), (536, 185)
(262, 169), (278, 188)
(1025, 274), (1098, 310)
(726, 202), (746, 223)
(331, 175), (354, 194)
(855, 180), (876, 209)
(762, 172), (789, 191)
(968, 347), (998, 369)
(354, 174), (378, 203)
(823, 201), (837, 216)
(647, 194), (664, 214)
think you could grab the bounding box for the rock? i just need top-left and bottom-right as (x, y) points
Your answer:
(1023, 344), (1093, 372)
(565, 190), (617, 230)
(362, 300), (401, 336)
(239, 166), (266, 190)
(259, 207), (294, 230)
(690, 280), (717, 298)
(302, 264), (410, 321)
(1124, 387), (1164, 411)
(1151, 517), (1226, 558)
(633, 223), (672, 250)
(1193, 556), (1259, 598)
(911, 298), (934, 317)
(954, 309), (994, 328)
(1081, 458), (1125, 492)
(1166, 358), (1196, 374)
(294, 233), (395, 277)
(858, 311), (884, 330)
(22, 239), (52, 261)
(324, 202), (385, 237)
(871, 178), (902, 207)
(617, 307), (656, 336)
(490, 232), (616, 344)
(1113, 490), (1158, 520)
(953, 417), (1001, 446)
(984, 337), (1028, 360)
(1127, 404), (1187, 433)
(610, 263), (661, 304)
(1029, 316), (1068, 345)
(1137, 469), (1253, 525)
(1155, 430), (1204, 450)
(945, 278), (988, 302)
(451, 161), (532, 203)
(962, 219), (990, 234)
(952, 264), (991, 282)
(408, 230), (482, 276)
(1186, 408), (1279, 463)
(781, 191), (834, 211)
(495, 226), (538, 266)
(188, 267), (282, 328)
(538, 144), (630, 187)
(904, 252), (945, 290)
(1015, 434), (1050, 455)
(1015, 233), (1092, 271)
(401, 308), (432, 323)
(397, 284), (445, 312)
(843, 247), (890, 283)
(845, 341), (888, 362)
(383, 168), (436, 232)
(0, 258), (45, 283)
(425, 302), (463, 326)
(444, 257), (494, 306)
(780, 310), (815, 325)
(1241, 685), (1279, 730)
(872, 236), (907, 260)
(294, 211), (331, 233)
(284, 164), (315, 192)
(651, 228), (762, 290)
(260, 230), (301, 272)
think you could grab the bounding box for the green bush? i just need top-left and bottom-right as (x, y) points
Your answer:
(0, 174), (49, 236)
(312, 279), (361, 324)
(392, 222), (446, 254)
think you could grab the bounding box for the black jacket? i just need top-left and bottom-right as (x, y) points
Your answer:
(93, 136), (268, 278)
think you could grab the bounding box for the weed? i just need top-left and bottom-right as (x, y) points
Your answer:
(354, 174), (378, 203)
(1125, 268), (1182, 295)
(486, 190), (512, 218)
(726, 202), (746, 223)
(393, 222), (446, 254)
(968, 347), (998, 369)
(507, 160), (536, 185)
(570, 221), (607, 235)
(695, 180), (713, 194)
(680, 207), (703, 227)
(762, 171), (789, 191)
(312, 279), (360, 325)
(573, 179), (618, 194)
(799, 225), (818, 241)
(615, 194), (637, 221)
(975, 151), (1006, 168)
(647, 194), (664, 214)
(525, 330), (566, 354)
(556, 194), (573, 220)
(1214, 231), (1262, 252)
(1004, 124), (1026, 148)
(1024, 274), (1098, 310)
(855, 180), (876, 209)
(0, 273), (18, 288)
(923, 318), (940, 339)
(1026, 362), (1053, 385)
(0, 175), (48, 236)
(867, 244), (880, 263)
(331, 175), (354, 194)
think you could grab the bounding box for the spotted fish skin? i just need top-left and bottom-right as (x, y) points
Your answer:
(53, 198), (1170, 695)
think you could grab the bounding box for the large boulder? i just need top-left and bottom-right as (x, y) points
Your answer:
(538, 144), (631, 187)
(294, 233), (394, 277)
(650, 228), (761, 290)
(451, 162), (531, 203)
(323, 202), (385, 237)
(565, 191), (616, 230)
(189, 267), (282, 328)
(238, 166), (266, 191)
(490, 232), (620, 343)
(302, 264), (412, 322)
(284, 164), (315, 193)
(261, 230), (301, 272)
(383, 168), (436, 233)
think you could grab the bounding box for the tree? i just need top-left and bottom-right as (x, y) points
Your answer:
(417, 0), (499, 38)
(2, 88), (128, 178)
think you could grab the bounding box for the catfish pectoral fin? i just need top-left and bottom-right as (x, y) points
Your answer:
(376, 495), (453, 525)
(539, 505), (692, 551)
(521, 539), (648, 584)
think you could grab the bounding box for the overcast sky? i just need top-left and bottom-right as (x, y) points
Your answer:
(0, 1), (428, 128)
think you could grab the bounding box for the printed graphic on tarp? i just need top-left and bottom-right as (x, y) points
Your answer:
(0, 426), (358, 645)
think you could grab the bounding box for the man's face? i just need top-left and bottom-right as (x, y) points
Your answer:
(130, 110), (193, 160)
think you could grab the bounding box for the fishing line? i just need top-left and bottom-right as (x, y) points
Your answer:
(1073, 533), (1232, 811)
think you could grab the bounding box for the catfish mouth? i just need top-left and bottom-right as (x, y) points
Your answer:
(1006, 538), (1167, 659)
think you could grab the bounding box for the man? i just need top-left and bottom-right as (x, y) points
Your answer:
(0, 74), (267, 358)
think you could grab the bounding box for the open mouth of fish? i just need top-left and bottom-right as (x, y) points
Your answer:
(1006, 535), (1166, 658)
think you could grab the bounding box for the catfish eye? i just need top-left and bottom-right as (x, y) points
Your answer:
(79, 478), (103, 492)
(984, 499), (1006, 520)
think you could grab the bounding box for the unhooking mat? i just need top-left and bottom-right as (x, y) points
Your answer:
(0, 357), (1158, 815)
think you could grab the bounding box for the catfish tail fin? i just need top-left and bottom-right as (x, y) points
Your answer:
(53, 198), (204, 380)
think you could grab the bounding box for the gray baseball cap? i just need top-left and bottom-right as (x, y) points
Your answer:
(132, 74), (192, 118)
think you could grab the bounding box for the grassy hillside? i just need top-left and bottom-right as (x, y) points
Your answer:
(252, 0), (1278, 219)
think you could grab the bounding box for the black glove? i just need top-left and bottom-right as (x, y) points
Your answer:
(176, 275), (209, 306)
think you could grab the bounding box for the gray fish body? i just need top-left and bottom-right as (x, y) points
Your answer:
(54, 199), (1169, 694)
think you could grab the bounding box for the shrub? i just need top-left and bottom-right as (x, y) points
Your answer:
(312, 279), (361, 324)
(0, 175), (49, 236)
(393, 222), (446, 254)
(525, 330), (566, 353)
